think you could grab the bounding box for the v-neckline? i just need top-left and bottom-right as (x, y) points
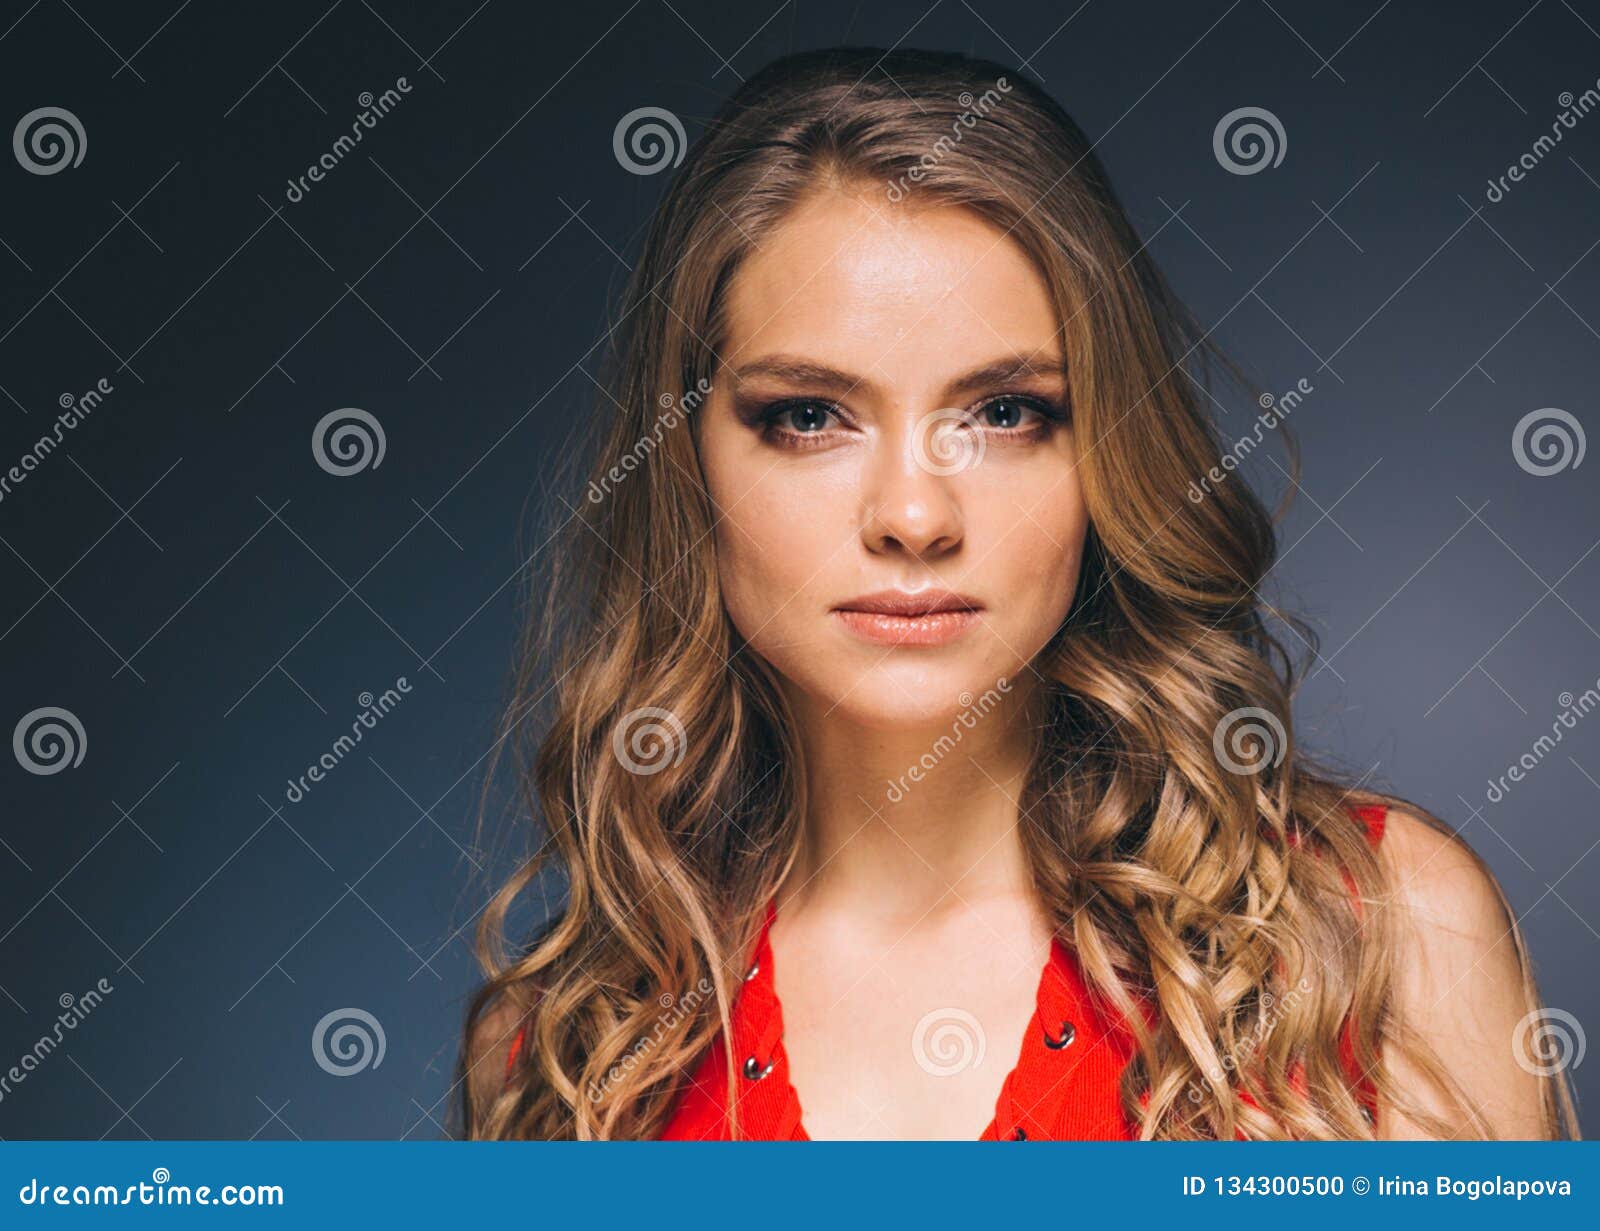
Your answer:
(743, 895), (1076, 1141)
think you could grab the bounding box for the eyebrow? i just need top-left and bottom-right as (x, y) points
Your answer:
(728, 351), (1069, 402)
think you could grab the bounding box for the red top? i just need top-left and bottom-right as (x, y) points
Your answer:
(508, 803), (1388, 1140)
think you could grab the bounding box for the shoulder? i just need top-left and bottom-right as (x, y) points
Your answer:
(1373, 801), (1507, 935)
(1363, 800), (1550, 1137)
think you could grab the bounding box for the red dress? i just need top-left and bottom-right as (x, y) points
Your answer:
(509, 803), (1389, 1140)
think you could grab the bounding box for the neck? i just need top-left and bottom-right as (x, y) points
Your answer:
(775, 678), (1044, 929)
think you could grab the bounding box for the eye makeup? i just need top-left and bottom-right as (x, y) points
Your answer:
(736, 391), (1069, 451)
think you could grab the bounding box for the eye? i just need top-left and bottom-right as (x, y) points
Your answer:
(971, 395), (1060, 431)
(759, 399), (841, 436)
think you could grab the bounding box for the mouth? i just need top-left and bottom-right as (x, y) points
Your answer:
(832, 590), (983, 647)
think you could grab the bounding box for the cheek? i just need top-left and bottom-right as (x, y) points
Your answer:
(983, 469), (1089, 622)
(705, 457), (842, 644)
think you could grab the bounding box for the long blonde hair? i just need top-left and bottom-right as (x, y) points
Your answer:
(458, 47), (1576, 1140)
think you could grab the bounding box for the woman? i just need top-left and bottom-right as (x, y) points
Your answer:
(457, 47), (1577, 1141)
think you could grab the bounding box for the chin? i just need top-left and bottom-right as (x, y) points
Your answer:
(798, 657), (1010, 730)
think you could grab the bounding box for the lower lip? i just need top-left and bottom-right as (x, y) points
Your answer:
(833, 608), (981, 647)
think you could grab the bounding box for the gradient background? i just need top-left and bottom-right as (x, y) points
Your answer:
(0, 0), (1595, 1139)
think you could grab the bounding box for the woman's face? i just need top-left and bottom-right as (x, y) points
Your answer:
(697, 186), (1090, 729)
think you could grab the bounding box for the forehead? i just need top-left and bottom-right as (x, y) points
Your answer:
(719, 187), (1062, 378)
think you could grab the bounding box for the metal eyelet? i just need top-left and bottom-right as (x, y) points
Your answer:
(1359, 1105), (1375, 1126)
(743, 1054), (774, 1081)
(1044, 1020), (1076, 1049)
(1010, 1126), (1028, 1140)
(743, 959), (760, 982)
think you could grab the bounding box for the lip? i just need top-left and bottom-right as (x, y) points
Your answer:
(833, 589), (983, 647)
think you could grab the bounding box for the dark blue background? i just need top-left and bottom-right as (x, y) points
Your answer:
(0, 0), (1594, 1138)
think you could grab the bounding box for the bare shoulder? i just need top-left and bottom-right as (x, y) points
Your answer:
(1367, 800), (1552, 1138)
(1375, 802), (1510, 936)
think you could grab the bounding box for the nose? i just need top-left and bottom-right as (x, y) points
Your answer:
(859, 415), (966, 559)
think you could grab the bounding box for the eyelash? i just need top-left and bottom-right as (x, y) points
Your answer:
(752, 395), (1068, 450)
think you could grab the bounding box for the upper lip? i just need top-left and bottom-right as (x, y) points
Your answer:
(834, 589), (983, 616)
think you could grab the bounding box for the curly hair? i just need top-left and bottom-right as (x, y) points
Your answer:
(456, 46), (1576, 1141)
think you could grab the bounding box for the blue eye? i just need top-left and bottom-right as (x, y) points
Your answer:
(975, 396), (1053, 429)
(763, 400), (838, 433)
